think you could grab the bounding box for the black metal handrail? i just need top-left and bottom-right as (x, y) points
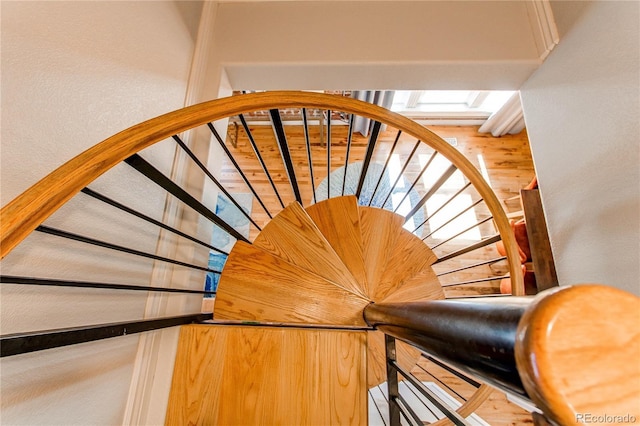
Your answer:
(364, 298), (531, 398)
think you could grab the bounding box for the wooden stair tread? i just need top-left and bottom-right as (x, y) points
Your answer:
(254, 201), (366, 298)
(305, 196), (369, 296)
(166, 325), (367, 425)
(372, 230), (438, 302)
(381, 265), (444, 303)
(359, 207), (405, 299)
(215, 242), (369, 326)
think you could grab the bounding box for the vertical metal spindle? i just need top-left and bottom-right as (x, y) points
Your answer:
(433, 234), (502, 264)
(412, 181), (472, 234)
(431, 216), (493, 249)
(422, 199), (483, 240)
(269, 109), (302, 205)
(239, 114), (285, 209)
(355, 121), (382, 201)
(207, 123), (273, 219)
(385, 335), (401, 426)
(302, 108), (317, 204)
(404, 164), (458, 222)
(173, 135), (261, 230)
(393, 151), (438, 213)
(369, 130), (402, 207)
(342, 114), (354, 196)
(124, 154), (249, 243)
(380, 140), (421, 209)
(327, 110), (331, 199)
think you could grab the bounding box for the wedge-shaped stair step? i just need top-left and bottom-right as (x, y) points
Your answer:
(305, 196), (369, 296)
(166, 325), (367, 425)
(359, 207), (405, 300)
(215, 242), (369, 326)
(254, 201), (365, 298)
(372, 230), (438, 302)
(381, 265), (444, 303)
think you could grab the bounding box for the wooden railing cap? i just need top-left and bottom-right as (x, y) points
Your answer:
(515, 284), (640, 425)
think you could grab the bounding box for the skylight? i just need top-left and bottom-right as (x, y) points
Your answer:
(391, 90), (516, 115)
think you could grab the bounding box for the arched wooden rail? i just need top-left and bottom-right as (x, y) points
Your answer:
(0, 91), (524, 297)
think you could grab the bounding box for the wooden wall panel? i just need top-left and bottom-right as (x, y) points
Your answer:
(166, 325), (367, 426)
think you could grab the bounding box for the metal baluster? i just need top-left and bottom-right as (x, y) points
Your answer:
(302, 108), (317, 204)
(239, 114), (285, 209)
(173, 135), (261, 230)
(385, 335), (402, 426)
(355, 121), (382, 201)
(442, 275), (507, 288)
(342, 114), (354, 196)
(433, 234), (502, 264)
(207, 123), (273, 218)
(437, 256), (507, 276)
(380, 140), (421, 209)
(369, 130), (402, 207)
(431, 216), (493, 249)
(0, 275), (215, 295)
(36, 225), (220, 274)
(412, 182), (472, 234)
(124, 154), (249, 243)
(422, 199), (483, 240)
(393, 151), (438, 213)
(81, 187), (228, 256)
(327, 110), (331, 199)
(404, 164), (458, 221)
(269, 109), (302, 205)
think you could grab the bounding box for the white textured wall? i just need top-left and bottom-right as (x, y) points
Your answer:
(520, 1), (640, 295)
(1, 1), (196, 424)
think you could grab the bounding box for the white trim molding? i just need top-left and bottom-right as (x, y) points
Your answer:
(478, 92), (525, 137)
(184, 1), (219, 107)
(123, 3), (221, 426)
(526, 0), (560, 60)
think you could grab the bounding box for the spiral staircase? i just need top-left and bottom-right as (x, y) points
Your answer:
(2, 92), (638, 426)
(216, 196), (440, 387)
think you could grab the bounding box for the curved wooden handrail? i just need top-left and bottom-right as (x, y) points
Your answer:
(0, 91), (523, 294)
(515, 285), (640, 425)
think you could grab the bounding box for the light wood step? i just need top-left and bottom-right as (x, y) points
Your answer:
(359, 207), (405, 300)
(214, 241), (369, 326)
(381, 265), (444, 303)
(254, 201), (366, 298)
(372, 229), (438, 302)
(305, 196), (369, 296)
(166, 325), (367, 425)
